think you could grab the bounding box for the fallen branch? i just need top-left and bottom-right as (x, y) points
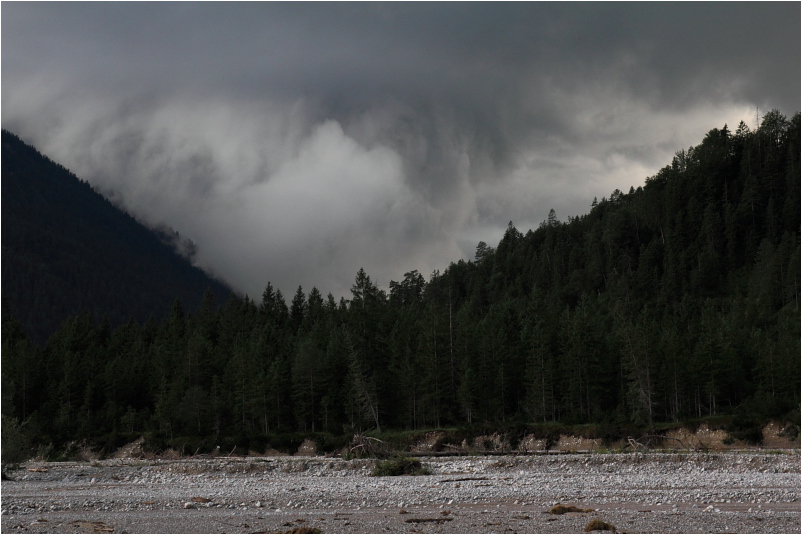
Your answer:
(349, 434), (392, 457)
(627, 437), (647, 450)
(640, 435), (690, 450)
(627, 435), (693, 451)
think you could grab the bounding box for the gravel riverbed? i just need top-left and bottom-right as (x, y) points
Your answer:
(1, 452), (799, 533)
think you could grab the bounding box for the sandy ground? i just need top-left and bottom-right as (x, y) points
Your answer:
(1, 452), (799, 533)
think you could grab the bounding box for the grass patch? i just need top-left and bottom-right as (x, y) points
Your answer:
(284, 527), (322, 534)
(371, 456), (431, 476)
(405, 517), (453, 524)
(549, 504), (594, 514)
(584, 518), (616, 532)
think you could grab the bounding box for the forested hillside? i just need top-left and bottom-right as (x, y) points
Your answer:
(1, 130), (232, 343)
(2, 111), (799, 455)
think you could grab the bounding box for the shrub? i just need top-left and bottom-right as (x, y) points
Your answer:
(248, 434), (268, 454)
(779, 409), (800, 441)
(371, 456), (431, 477)
(726, 414), (764, 445)
(779, 423), (800, 441)
(313, 433), (350, 453)
(142, 431), (168, 454)
(1, 414), (31, 463)
(97, 432), (139, 458)
(268, 433), (306, 454)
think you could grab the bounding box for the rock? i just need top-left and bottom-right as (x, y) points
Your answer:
(183, 502), (195, 509)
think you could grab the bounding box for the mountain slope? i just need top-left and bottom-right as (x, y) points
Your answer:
(1, 130), (233, 343)
(1, 113), (798, 452)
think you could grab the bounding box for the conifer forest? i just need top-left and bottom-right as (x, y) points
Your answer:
(2, 111), (800, 456)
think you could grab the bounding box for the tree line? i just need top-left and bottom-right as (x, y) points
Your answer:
(2, 110), (799, 453)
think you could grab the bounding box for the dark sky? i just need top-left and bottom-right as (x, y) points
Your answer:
(3, 2), (799, 299)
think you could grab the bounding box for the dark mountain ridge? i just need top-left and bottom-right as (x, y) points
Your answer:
(1, 130), (233, 344)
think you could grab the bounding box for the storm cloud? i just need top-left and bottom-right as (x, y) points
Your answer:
(3, 2), (799, 299)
